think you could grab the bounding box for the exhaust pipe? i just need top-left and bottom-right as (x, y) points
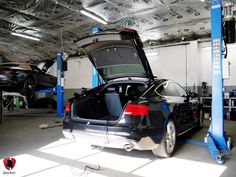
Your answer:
(124, 144), (134, 152)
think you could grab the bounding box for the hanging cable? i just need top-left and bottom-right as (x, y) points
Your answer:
(80, 120), (109, 176)
(185, 44), (188, 90)
(222, 21), (228, 59)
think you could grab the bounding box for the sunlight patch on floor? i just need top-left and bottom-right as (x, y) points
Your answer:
(79, 151), (151, 173)
(1, 139), (227, 177)
(132, 157), (226, 177)
(38, 139), (99, 160)
(26, 165), (107, 177)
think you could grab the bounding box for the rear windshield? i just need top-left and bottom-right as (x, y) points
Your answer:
(91, 45), (146, 77)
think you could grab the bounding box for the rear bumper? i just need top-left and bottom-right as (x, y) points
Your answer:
(63, 129), (159, 150)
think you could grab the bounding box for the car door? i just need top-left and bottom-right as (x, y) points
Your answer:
(156, 81), (193, 134)
(38, 73), (56, 88)
(142, 84), (170, 138)
(173, 82), (199, 128)
(34, 60), (57, 88)
(30, 65), (56, 88)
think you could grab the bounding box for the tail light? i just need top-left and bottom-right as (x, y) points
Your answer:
(123, 104), (148, 116)
(65, 101), (71, 113)
(192, 111), (197, 118)
(192, 110), (198, 121)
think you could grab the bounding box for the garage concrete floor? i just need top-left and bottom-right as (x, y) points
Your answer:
(0, 109), (235, 177)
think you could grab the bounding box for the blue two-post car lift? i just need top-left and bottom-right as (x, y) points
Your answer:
(38, 52), (65, 118)
(205, 0), (233, 164)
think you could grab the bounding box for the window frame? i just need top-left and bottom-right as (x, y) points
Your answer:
(155, 81), (188, 98)
(140, 84), (157, 98)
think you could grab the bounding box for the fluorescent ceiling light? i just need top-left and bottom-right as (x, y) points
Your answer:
(80, 10), (107, 25)
(11, 32), (40, 41)
(141, 37), (148, 42)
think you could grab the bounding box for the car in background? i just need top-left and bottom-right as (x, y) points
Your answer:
(0, 60), (56, 98)
(62, 28), (203, 158)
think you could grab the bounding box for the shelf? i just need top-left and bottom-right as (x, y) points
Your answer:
(203, 106), (211, 108)
(200, 97), (236, 112)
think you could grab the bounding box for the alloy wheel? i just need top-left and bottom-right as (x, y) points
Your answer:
(165, 120), (176, 154)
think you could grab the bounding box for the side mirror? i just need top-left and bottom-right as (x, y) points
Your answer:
(41, 68), (47, 73)
(73, 92), (80, 99)
(184, 95), (190, 102)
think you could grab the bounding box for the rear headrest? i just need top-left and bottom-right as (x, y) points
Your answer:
(106, 87), (116, 93)
(127, 86), (139, 96)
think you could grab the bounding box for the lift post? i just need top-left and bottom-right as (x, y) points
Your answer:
(91, 27), (100, 88)
(92, 67), (98, 88)
(37, 52), (65, 117)
(205, 0), (230, 164)
(56, 52), (64, 117)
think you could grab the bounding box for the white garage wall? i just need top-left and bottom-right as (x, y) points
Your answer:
(47, 57), (92, 101)
(48, 57), (92, 89)
(186, 41), (200, 88)
(64, 58), (92, 89)
(199, 42), (236, 87)
(148, 45), (186, 86)
(148, 41), (236, 91)
(147, 41), (200, 89)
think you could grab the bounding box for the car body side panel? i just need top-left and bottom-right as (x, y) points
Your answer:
(147, 102), (170, 142)
(164, 96), (194, 133)
(34, 72), (56, 89)
(189, 99), (202, 127)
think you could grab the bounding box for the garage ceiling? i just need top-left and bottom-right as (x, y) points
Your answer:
(0, 0), (229, 61)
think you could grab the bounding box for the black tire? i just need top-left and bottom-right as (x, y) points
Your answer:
(20, 77), (35, 99)
(152, 119), (176, 158)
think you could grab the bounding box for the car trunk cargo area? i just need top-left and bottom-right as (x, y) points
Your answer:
(73, 82), (148, 121)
